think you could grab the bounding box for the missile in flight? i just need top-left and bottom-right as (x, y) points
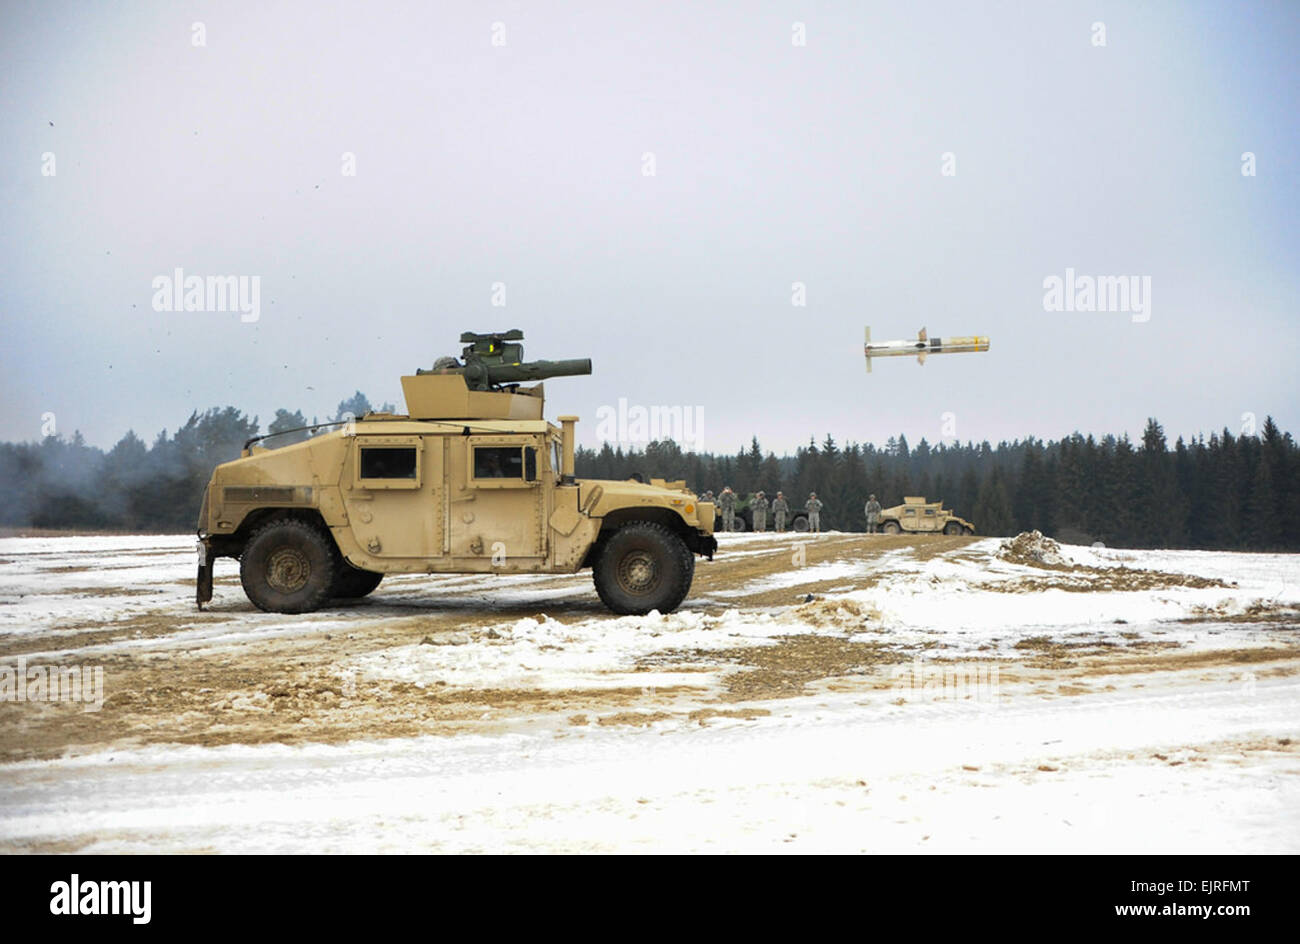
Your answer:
(864, 326), (990, 372)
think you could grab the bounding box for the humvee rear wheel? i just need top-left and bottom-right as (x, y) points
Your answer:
(943, 521), (964, 535)
(332, 563), (384, 599)
(882, 520), (902, 535)
(593, 521), (693, 615)
(240, 519), (337, 613)
(732, 516), (748, 532)
(792, 515), (810, 533)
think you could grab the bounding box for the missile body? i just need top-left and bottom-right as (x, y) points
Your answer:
(864, 326), (989, 371)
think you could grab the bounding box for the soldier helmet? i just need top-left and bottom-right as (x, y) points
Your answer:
(869, 494), (876, 500)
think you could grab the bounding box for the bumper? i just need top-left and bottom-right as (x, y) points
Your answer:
(196, 538), (214, 608)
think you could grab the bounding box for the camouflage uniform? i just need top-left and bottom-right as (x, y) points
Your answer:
(772, 493), (789, 532)
(806, 494), (824, 533)
(718, 488), (736, 532)
(865, 496), (882, 533)
(750, 492), (768, 532)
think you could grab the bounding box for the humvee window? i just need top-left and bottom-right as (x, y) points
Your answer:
(924, 509), (936, 516)
(904, 508), (916, 516)
(360, 447), (417, 479)
(474, 446), (524, 479)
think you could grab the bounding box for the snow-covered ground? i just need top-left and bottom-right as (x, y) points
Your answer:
(0, 530), (1296, 852)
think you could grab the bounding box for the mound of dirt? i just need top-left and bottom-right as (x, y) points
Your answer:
(788, 597), (882, 628)
(998, 531), (1070, 568)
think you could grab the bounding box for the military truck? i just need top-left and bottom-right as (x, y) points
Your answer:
(196, 330), (717, 616)
(877, 497), (975, 535)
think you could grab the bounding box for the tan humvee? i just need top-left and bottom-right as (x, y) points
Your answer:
(196, 332), (717, 616)
(877, 497), (975, 535)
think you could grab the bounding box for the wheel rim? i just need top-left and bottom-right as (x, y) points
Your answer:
(616, 548), (661, 595)
(266, 546), (311, 593)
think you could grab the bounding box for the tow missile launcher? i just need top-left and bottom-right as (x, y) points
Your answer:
(417, 330), (593, 391)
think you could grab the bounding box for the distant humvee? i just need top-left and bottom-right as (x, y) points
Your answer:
(878, 497), (975, 535)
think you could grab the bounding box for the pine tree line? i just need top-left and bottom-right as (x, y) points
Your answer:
(0, 392), (384, 532)
(2, 406), (1295, 550)
(576, 418), (1300, 549)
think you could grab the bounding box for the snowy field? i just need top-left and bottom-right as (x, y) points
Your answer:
(0, 530), (1297, 853)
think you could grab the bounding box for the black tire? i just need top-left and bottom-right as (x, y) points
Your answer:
(943, 521), (964, 535)
(592, 521), (694, 615)
(791, 515), (810, 533)
(732, 515), (748, 533)
(332, 563), (384, 599)
(882, 520), (902, 535)
(240, 518), (337, 613)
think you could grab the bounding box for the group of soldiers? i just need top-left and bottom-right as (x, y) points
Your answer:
(698, 488), (888, 534)
(699, 487), (826, 532)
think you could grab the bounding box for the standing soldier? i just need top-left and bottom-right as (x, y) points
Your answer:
(750, 491), (769, 532)
(772, 491), (789, 532)
(718, 486), (736, 532)
(701, 489), (715, 506)
(806, 492), (824, 532)
(864, 493), (882, 533)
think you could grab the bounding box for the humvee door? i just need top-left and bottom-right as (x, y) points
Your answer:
(343, 435), (444, 559)
(449, 435), (548, 561)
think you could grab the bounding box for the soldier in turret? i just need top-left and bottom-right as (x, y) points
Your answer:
(806, 492), (824, 532)
(750, 491), (769, 532)
(718, 487), (736, 531)
(772, 492), (789, 532)
(865, 494), (882, 533)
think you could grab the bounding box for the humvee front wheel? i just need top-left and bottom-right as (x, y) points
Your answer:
(943, 521), (964, 535)
(332, 563), (384, 599)
(791, 515), (810, 533)
(240, 519), (337, 613)
(882, 520), (902, 535)
(593, 522), (694, 615)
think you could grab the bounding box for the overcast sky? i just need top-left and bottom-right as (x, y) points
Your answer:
(2, 1), (1297, 454)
